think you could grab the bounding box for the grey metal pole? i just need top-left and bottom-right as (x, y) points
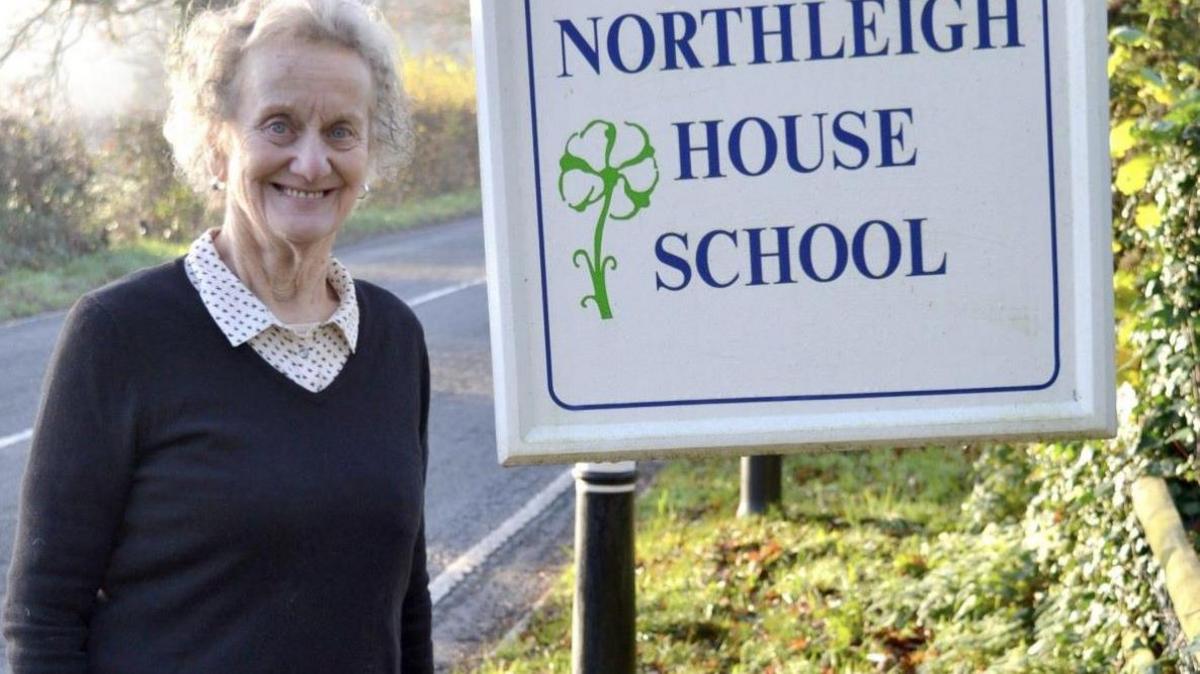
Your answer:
(572, 461), (637, 674)
(737, 454), (782, 517)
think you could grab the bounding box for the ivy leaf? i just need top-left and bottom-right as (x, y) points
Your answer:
(1110, 120), (1137, 158)
(1108, 46), (1130, 78)
(1115, 154), (1154, 195)
(1108, 26), (1148, 46)
(1138, 67), (1166, 88)
(1136, 68), (1176, 105)
(1164, 90), (1200, 126)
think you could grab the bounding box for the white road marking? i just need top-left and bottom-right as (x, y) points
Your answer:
(0, 429), (33, 452)
(0, 278), (488, 453)
(429, 469), (575, 607)
(408, 278), (485, 308)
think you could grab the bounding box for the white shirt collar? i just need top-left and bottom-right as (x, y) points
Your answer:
(184, 228), (360, 352)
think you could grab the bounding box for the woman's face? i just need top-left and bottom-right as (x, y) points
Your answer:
(219, 39), (373, 247)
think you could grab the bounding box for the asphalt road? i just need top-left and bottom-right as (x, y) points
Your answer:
(0, 217), (575, 671)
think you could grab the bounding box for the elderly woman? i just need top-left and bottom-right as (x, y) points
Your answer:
(3, 0), (432, 671)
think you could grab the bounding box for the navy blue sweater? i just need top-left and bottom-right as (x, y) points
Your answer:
(4, 258), (433, 673)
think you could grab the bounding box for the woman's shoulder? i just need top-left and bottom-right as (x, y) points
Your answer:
(49, 258), (192, 365)
(78, 257), (193, 326)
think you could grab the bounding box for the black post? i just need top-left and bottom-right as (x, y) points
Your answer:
(738, 454), (782, 517)
(572, 461), (637, 674)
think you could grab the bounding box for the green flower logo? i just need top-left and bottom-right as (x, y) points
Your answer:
(558, 119), (660, 320)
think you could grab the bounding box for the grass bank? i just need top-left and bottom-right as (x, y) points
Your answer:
(336, 187), (481, 246)
(466, 449), (1162, 673)
(0, 188), (481, 323)
(0, 239), (189, 322)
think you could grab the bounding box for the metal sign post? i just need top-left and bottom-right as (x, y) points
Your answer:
(572, 461), (637, 674)
(738, 455), (782, 517)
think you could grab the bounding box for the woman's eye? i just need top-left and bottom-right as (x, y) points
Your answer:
(266, 121), (289, 135)
(330, 126), (354, 141)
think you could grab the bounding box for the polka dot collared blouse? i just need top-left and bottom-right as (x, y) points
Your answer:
(183, 229), (359, 393)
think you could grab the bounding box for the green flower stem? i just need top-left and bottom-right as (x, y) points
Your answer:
(589, 172), (616, 320)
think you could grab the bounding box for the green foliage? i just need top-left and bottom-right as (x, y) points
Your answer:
(374, 54), (481, 206)
(1111, 0), (1200, 563)
(474, 442), (1181, 673)
(0, 113), (102, 273)
(956, 391), (1165, 671)
(0, 238), (187, 322)
(338, 188), (481, 246)
(473, 451), (1070, 673)
(958, 444), (1037, 533)
(1108, 0), (1200, 465)
(93, 116), (210, 245)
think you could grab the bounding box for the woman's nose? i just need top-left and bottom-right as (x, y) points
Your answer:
(290, 131), (332, 183)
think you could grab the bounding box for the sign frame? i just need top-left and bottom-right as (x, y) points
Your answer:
(471, 0), (1116, 465)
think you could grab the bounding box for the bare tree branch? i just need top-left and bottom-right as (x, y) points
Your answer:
(111, 0), (167, 17)
(0, 0), (186, 83)
(0, 0), (60, 67)
(0, 0), (470, 84)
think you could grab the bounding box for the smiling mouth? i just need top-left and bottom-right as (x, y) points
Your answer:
(273, 184), (333, 200)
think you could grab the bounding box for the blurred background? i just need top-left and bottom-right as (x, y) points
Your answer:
(0, 0), (478, 320)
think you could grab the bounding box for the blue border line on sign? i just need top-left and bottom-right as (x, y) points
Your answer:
(524, 0), (1061, 411)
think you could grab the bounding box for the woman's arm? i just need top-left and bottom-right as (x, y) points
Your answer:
(400, 336), (434, 673)
(4, 296), (139, 673)
(400, 518), (433, 672)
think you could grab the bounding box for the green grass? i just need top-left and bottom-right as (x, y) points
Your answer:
(465, 449), (1097, 674)
(0, 239), (189, 322)
(0, 188), (481, 323)
(338, 187), (481, 245)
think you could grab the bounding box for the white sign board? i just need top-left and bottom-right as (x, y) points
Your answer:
(471, 0), (1115, 465)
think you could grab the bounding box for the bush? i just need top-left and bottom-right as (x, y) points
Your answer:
(1108, 0), (1200, 462)
(1, 48), (481, 274)
(1109, 3), (1200, 659)
(0, 113), (101, 273)
(92, 115), (210, 245)
(374, 53), (479, 205)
